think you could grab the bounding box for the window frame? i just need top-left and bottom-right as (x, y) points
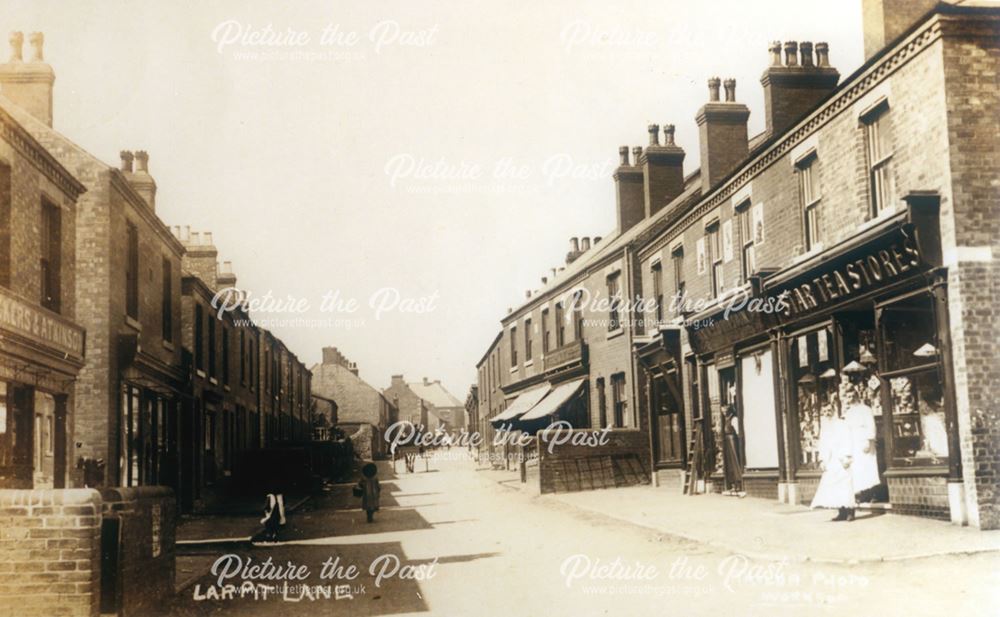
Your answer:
(125, 221), (139, 320)
(707, 223), (724, 298)
(606, 272), (622, 332)
(161, 257), (172, 342)
(40, 199), (61, 313)
(863, 101), (894, 218)
(651, 261), (663, 324)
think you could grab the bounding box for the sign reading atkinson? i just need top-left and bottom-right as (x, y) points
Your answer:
(0, 287), (85, 361)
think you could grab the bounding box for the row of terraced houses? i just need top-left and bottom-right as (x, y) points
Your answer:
(474, 1), (1000, 529)
(0, 31), (312, 515)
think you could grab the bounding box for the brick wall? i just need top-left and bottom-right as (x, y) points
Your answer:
(885, 475), (950, 520)
(537, 429), (650, 494)
(98, 486), (175, 617)
(0, 488), (101, 617)
(939, 13), (1000, 530)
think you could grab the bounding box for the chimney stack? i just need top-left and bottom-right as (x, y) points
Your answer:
(322, 347), (340, 365)
(128, 150), (157, 211)
(216, 260), (237, 289)
(696, 77), (750, 192)
(862, 0), (938, 61)
(640, 123), (686, 218)
(614, 145), (645, 233)
(0, 31), (55, 127)
(180, 229), (219, 289)
(760, 40), (840, 136)
(566, 237), (582, 264)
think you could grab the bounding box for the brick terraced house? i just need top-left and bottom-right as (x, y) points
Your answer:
(474, 1), (1000, 529)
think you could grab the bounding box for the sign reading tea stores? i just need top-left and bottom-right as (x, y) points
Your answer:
(687, 200), (941, 355)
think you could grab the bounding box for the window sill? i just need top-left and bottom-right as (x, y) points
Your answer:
(162, 339), (175, 352)
(606, 328), (624, 341)
(883, 465), (948, 478)
(124, 315), (142, 332)
(509, 366), (519, 374)
(196, 369), (206, 378)
(523, 360), (534, 368)
(209, 377), (219, 386)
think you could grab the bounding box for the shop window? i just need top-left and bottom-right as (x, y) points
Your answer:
(607, 272), (622, 331)
(125, 221), (139, 320)
(791, 326), (838, 470)
(651, 262), (663, 323)
(120, 385), (142, 487)
(40, 200), (61, 313)
(878, 293), (947, 466)
(864, 102), (894, 217)
(797, 154), (823, 251)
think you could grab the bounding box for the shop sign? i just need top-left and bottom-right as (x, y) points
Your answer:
(772, 226), (925, 321)
(0, 287), (85, 361)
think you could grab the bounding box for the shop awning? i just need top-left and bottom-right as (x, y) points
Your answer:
(518, 378), (585, 422)
(490, 384), (550, 426)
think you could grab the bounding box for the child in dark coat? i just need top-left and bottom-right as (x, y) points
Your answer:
(357, 463), (381, 523)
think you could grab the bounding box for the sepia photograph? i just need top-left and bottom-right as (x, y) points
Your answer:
(0, 1), (998, 615)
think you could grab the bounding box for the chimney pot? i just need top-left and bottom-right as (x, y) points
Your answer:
(541, 276), (548, 285)
(27, 32), (43, 62)
(581, 237), (591, 251)
(570, 237), (579, 253)
(8, 32), (22, 62)
(815, 42), (830, 67)
(647, 124), (660, 146)
(551, 268), (557, 278)
(203, 231), (213, 246)
(119, 151), (134, 173)
(800, 41), (814, 67)
(708, 77), (721, 101)
(594, 236), (602, 244)
(618, 145), (629, 166)
(525, 290), (531, 299)
(134, 150), (149, 173)
(784, 41), (799, 66)
(631, 146), (643, 166)
(768, 40), (782, 66)
(190, 231), (201, 245)
(723, 78), (736, 102)
(663, 124), (676, 146)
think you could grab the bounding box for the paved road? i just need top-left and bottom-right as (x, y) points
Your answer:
(160, 453), (1000, 616)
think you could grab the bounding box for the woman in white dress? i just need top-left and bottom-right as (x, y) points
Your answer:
(843, 390), (881, 502)
(810, 405), (856, 521)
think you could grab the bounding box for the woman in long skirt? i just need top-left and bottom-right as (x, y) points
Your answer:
(722, 405), (744, 493)
(810, 409), (856, 521)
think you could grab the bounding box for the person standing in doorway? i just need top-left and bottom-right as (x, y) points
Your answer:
(844, 389), (880, 504)
(722, 404), (744, 495)
(810, 405), (856, 521)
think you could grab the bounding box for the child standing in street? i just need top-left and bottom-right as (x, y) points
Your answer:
(358, 462), (381, 523)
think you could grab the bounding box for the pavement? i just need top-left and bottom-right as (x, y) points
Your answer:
(155, 452), (1000, 616)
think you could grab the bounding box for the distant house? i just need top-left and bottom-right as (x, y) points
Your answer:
(311, 347), (396, 459)
(385, 376), (465, 434)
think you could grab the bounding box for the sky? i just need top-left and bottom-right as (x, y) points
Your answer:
(4, 0), (865, 399)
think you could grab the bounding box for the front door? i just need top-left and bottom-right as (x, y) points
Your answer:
(653, 372), (684, 466)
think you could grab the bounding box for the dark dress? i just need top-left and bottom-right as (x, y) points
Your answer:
(723, 414), (744, 491)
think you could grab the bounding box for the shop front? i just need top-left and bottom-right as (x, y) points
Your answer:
(684, 193), (961, 521)
(0, 286), (85, 489)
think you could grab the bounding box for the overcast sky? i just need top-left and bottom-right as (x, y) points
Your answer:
(5, 0), (864, 398)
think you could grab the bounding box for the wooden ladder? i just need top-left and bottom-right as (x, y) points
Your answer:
(684, 420), (703, 495)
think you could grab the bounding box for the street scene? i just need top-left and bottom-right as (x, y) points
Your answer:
(1, 0), (1000, 616)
